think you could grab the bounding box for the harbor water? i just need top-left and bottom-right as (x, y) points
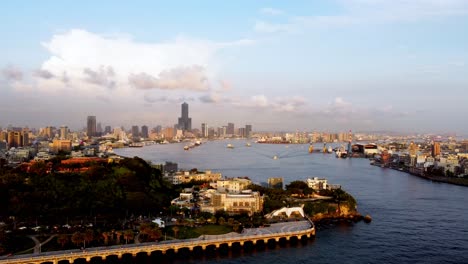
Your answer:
(115, 140), (468, 264)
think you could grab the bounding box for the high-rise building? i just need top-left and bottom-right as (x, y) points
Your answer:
(141, 125), (149, 138)
(132, 126), (140, 139)
(7, 131), (22, 148)
(201, 123), (208, 138)
(227, 123), (235, 135)
(245, 125), (252, 138)
(104, 126), (112, 135)
(60, 126), (68, 140)
(238, 128), (246, 138)
(97, 123), (103, 136)
(178, 102), (192, 131)
(87, 116), (97, 137)
(432, 141), (441, 157)
(268, 177), (283, 189)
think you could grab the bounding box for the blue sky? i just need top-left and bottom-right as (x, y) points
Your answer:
(1, 0), (468, 134)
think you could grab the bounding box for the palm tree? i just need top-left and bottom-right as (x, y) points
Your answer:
(218, 217), (226, 225)
(114, 231), (122, 244)
(71, 232), (84, 248)
(83, 229), (94, 248)
(102, 232), (111, 245)
(123, 230), (134, 244)
(172, 226), (180, 239)
(57, 234), (69, 248)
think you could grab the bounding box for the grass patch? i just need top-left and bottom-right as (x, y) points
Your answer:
(165, 224), (232, 239)
(10, 236), (35, 254)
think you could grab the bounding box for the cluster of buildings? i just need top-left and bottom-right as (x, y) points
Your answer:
(374, 140), (468, 177)
(169, 172), (264, 216)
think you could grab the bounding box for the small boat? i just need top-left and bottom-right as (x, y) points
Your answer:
(273, 155), (278, 160)
(184, 146), (190, 150)
(129, 143), (143, 147)
(227, 144), (234, 149)
(246, 143), (251, 147)
(308, 145), (314, 153)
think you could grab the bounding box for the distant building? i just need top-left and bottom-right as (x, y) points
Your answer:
(306, 177), (328, 191)
(238, 128), (246, 138)
(178, 102), (192, 131)
(268, 177), (283, 189)
(51, 139), (72, 153)
(87, 116), (97, 137)
(432, 141), (441, 157)
(141, 125), (149, 138)
(132, 125), (139, 139)
(214, 177), (252, 193)
(104, 126), (112, 135)
(201, 123), (208, 138)
(162, 127), (175, 139)
(201, 190), (263, 216)
(170, 170), (222, 185)
(245, 125), (252, 138)
(60, 126), (68, 140)
(227, 123), (235, 135)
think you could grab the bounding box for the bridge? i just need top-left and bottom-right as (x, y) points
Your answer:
(0, 220), (315, 264)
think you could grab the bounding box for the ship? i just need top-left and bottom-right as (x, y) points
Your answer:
(184, 146), (190, 151)
(129, 143), (143, 148)
(246, 142), (251, 147)
(308, 145), (314, 153)
(227, 144), (234, 149)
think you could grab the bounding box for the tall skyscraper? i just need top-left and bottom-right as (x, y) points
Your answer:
(141, 125), (149, 138)
(104, 126), (112, 135)
(178, 102), (192, 131)
(97, 123), (103, 136)
(201, 123), (208, 138)
(60, 126), (68, 140)
(132, 126), (140, 139)
(245, 125), (252, 138)
(87, 116), (97, 137)
(432, 141), (441, 157)
(227, 123), (235, 135)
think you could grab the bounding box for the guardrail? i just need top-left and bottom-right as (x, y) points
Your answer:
(0, 224), (315, 264)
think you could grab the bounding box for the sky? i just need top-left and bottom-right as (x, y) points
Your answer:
(1, 0), (468, 134)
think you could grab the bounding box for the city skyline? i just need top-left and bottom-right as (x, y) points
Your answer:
(1, 1), (468, 134)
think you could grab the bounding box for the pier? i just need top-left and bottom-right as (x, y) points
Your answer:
(0, 220), (315, 264)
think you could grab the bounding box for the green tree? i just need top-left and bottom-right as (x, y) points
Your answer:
(123, 229), (134, 244)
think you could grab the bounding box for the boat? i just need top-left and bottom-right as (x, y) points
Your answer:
(227, 144), (234, 149)
(195, 140), (201, 146)
(246, 143), (251, 147)
(129, 143), (143, 147)
(308, 145), (314, 153)
(273, 155), (278, 160)
(184, 146), (190, 150)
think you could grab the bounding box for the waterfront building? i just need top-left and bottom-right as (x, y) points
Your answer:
(201, 123), (208, 138)
(141, 125), (149, 138)
(171, 170), (222, 185)
(238, 127), (246, 138)
(131, 125), (139, 139)
(87, 116), (97, 137)
(306, 177), (328, 191)
(245, 124), (252, 138)
(214, 177), (252, 193)
(162, 127), (175, 139)
(432, 141), (441, 157)
(227, 123), (235, 136)
(97, 123), (103, 136)
(268, 177), (284, 189)
(178, 102), (192, 131)
(201, 190), (263, 216)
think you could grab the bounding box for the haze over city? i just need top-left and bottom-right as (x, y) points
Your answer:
(1, 1), (468, 134)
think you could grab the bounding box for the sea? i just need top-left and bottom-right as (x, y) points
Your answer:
(114, 139), (468, 264)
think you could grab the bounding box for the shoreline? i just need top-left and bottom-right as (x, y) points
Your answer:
(371, 163), (468, 187)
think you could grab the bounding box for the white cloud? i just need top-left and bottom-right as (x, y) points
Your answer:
(129, 65), (209, 91)
(233, 94), (307, 113)
(8, 29), (251, 98)
(260, 7), (284, 16)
